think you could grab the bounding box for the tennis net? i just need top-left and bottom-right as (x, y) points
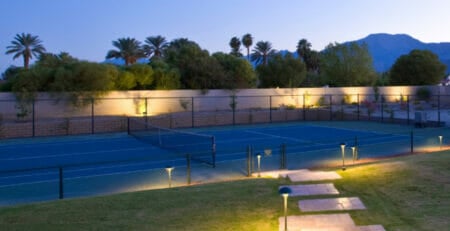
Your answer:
(127, 117), (216, 167)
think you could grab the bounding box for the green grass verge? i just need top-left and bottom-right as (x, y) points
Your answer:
(0, 151), (449, 231)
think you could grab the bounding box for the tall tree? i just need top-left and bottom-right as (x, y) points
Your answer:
(296, 39), (311, 61)
(296, 39), (320, 73)
(320, 42), (376, 87)
(164, 38), (225, 89)
(143, 35), (168, 61)
(213, 52), (256, 89)
(229, 37), (242, 57)
(6, 33), (46, 69)
(390, 49), (446, 85)
(241, 33), (253, 62)
(106, 37), (145, 66)
(251, 41), (276, 66)
(257, 53), (306, 88)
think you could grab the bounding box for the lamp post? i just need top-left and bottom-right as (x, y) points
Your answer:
(351, 146), (356, 165)
(340, 143), (346, 171)
(278, 187), (292, 231)
(165, 166), (174, 188)
(256, 154), (262, 177)
(439, 135), (443, 150)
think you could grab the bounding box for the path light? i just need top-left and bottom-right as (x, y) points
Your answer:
(340, 143), (346, 171)
(256, 153), (262, 177)
(278, 187), (292, 231)
(439, 135), (443, 150)
(165, 166), (174, 188)
(351, 146), (356, 164)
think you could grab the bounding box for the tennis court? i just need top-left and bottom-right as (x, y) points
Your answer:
(0, 120), (446, 206)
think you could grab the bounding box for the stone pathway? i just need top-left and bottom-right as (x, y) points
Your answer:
(278, 213), (359, 231)
(278, 183), (339, 197)
(273, 169), (385, 231)
(287, 170), (342, 182)
(298, 197), (366, 212)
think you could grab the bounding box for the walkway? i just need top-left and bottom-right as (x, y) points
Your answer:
(266, 169), (386, 231)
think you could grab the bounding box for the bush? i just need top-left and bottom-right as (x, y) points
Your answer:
(415, 87), (432, 102)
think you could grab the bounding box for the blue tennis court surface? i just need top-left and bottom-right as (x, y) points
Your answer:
(0, 122), (412, 206)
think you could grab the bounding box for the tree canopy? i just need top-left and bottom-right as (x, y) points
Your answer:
(106, 37), (145, 66)
(320, 42), (377, 87)
(257, 53), (306, 88)
(6, 33), (46, 69)
(390, 49), (446, 85)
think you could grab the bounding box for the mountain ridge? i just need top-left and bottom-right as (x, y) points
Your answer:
(349, 33), (450, 72)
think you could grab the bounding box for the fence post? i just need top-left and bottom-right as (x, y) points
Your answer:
(354, 136), (359, 160)
(381, 95), (384, 122)
(191, 97), (195, 128)
(410, 131), (414, 154)
(407, 95), (410, 125)
(438, 93), (441, 125)
(247, 145), (252, 177)
(329, 95), (333, 121)
(59, 167), (64, 199)
(303, 94), (306, 121)
(127, 117), (130, 134)
(357, 94), (360, 120)
(91, 98), (94, 134)
(186, 154), (191, 185)
(32, 99), (36, 137)
(269, 96), (272, 123)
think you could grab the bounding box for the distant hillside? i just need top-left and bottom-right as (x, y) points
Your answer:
(350, 33), (450, 73)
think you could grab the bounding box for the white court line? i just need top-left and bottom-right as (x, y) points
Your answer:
(0, 147), (154, 161)
(244, 130), (311, 143)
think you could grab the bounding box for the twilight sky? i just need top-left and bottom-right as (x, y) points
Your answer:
(1, 0), (449, 73)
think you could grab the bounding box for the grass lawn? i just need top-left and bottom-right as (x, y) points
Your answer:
(0, 151), (448, 231)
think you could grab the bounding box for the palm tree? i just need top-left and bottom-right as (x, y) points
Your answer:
(106, 37), (145, 66)
(241, 33), (253, 61)
(229, 37), (242, 57)
(251, 41), (275, 66)
(143, 35), (168, 60)
(296, 39), (312, 62)
(6, 33), (46, 69)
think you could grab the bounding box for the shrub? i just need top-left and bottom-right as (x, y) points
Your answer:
(415, 87), (432, 102)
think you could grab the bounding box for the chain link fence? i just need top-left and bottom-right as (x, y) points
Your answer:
(0, 93), (449, 139)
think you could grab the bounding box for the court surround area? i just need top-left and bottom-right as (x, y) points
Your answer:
(0, 120), (447, 206)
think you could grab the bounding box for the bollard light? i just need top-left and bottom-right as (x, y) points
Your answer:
(340, 143), (346, 171)
(439, 135), (443, 150)
(351, 146), (356, 164)
(256, 154), (262, 177)
(278, 187), (292, 231)
(165, 166), (174, 188)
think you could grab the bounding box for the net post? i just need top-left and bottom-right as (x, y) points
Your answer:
(59, 167), (64, 199)
(186, 154), (191, 185)
(280, 143), (287, 169)
(354, 136), (358, 160)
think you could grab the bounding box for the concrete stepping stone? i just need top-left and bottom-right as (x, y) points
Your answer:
(287, 170), (341, 182)
(255, 169), (309, 178)
(358, 225), (386, 231)
(278, 213), (359, 231)
(278, 183), (339, 196)
(299, 197), (366, 212)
